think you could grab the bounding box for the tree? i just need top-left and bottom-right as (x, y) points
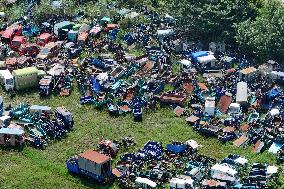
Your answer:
(33, 0), (78, 23)
(115, 0), (157, 9)
(167, 0), (261, 44)
(235, 0), (284, 63)
(4, 2), (25, 22)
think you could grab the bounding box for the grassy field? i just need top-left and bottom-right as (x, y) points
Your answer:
(0, 86), (283, 189)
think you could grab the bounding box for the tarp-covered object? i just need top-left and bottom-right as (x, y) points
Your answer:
(192, 51), (208, 62)
(236, 82), (248, 104)
(100, 16), (112, 24)
(157, 29), (174, 38)
(92, 79), (101, 93)
(0, 128), (24, 135)
(268, 142), (283, 154)
(54, 21), (73, 36)
(211, 163), (238, 182)
(180, 59), (191, 67)
(135, 177), (157, 188)
(197, 55), (216, 65)
(186, 139), (201, 150)
(170, 177), (194, 188)
(166, 143), (187, 153)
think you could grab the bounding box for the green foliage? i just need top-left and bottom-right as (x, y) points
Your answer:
(197, 74), (206, 83)
(168, 0), (261, 44)
(128, 47), (145, 56)
(116, 0), (153, 9)
(27, 37), (36, 43)
(119, 15), (150, 31)
(2, 1), (284, 187)
(3, 2), (25, 22)
(0, 0), (5, 12)
(267, 166), (284, 189)
(33, 0), (78, 24)
(235, 0), (284, 63)
(172, 62), (181, 74)
(81, 1), (100, 19)
(164, 84), (175, 91)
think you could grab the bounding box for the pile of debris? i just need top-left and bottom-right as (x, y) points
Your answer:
(1, 3), (283, 188)
(0, 98), (73, 149)
(66, 139), (279, 188)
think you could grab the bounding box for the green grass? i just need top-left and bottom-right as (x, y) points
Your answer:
(164, 84), (175, 92)
(172, 62), (181, 74)
(0, 86), (284, 188)
(128, 47), (145, 57)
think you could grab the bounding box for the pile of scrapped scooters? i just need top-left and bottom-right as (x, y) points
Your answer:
(39, 64), (74, 97)
(0, 102), (73, 149)
(240, 163), (279, 189)
(116, 141), (279, 188)
(1, 3), (284, 188)
(1, 0), (283, 143)
(177, 67), (284, 158)
(66, 138), (279, 189)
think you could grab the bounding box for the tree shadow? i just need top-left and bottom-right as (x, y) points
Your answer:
(0, 144), (24, 152)
(68, 173), (115, 189)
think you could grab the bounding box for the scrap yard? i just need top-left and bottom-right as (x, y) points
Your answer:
(1, 0), (284, 189)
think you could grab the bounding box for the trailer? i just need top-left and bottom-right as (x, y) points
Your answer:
(211, 163), (238, 182)
(202, 179), (227, 189)
(12, 67), (39, 90)
(10, 36), (26, 50)
(66, 150), (119, 183)
(1, 24), (22, 42)
(77, 32), (88, 45)
(5, 57), (17, 70)
(37, 33), (56, 46)
(90, 25), (102, 36)
(170, 177), (194, 189)
(157, 29), (174, 41)
(54, 21), (74, 39)
(217, 93), (232, 114)
(37, 42), (59, 59)
(18, 43), (39, 56)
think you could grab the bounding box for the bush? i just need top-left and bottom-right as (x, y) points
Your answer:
(235, 0), (284, 63)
